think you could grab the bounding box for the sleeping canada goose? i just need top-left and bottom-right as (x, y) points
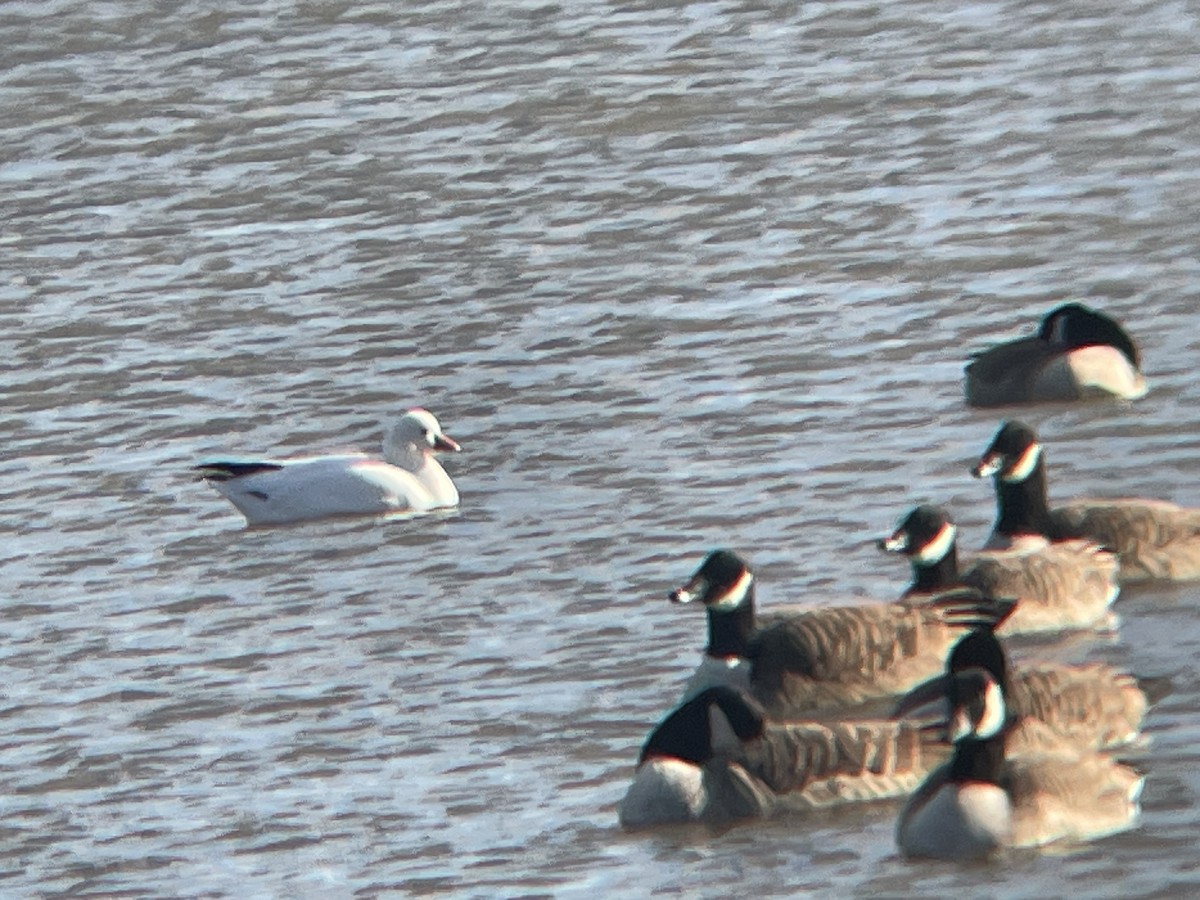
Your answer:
(973, 420), (1200, 582)
(895, 668), (1144, 860)
(880, 504), (1118, 635)
(669, 549), (1012, 718)
(893, 621), (1158, 752)
(964, 303), (1147, 407)
(617, 686), (951, 828)
(195, 408), (460, 526)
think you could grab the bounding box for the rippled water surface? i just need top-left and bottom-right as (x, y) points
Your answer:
(3, 0), (1200, 896)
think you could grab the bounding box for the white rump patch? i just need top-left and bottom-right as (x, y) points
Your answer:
(1066, 345), (1147, 400)
(914, 523), (957, 565)
(1002, 442), (1042, 483)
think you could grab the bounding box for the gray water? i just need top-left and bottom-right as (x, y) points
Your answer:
(3, 0), (1200, 896)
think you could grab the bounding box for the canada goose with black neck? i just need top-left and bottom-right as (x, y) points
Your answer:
(893, 617), (1158, 752)
(974, 420), (1200, 582)
(881, 504), (1118, 635)
(618, 686), (951, 828)
(669, 549), (1012, 718)
(896, 668), (1144, 860)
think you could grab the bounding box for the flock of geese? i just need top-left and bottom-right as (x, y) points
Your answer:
(615, 303), (1199, 861)
(192, 302), (1199, 863)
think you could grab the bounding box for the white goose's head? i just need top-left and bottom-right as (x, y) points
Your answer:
(384, 408), (461, 465)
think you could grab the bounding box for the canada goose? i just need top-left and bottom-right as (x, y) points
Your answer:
(880, 504), (1118, 635)
(670, 549), (1012, 718)
(964, 303), (1147, 407)
(893, 622), (1156, 752)
(618, 686), (951, 828)
(196, 408), (460, 526)
(896, 668), (1144, 860)
(973, 420), (1200, 582)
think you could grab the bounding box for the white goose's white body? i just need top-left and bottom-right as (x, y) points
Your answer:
(196, 408), (460, 526)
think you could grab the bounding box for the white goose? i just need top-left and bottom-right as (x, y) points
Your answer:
(196, 408), (461, 526)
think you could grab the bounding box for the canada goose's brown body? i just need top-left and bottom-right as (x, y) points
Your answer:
(618, 687), (951, 828)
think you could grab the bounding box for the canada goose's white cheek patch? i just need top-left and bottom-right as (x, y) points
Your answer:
(709, 570), (753, 612)
(882, 532), (909, 553)
(913, 523), (957, 565)
(1003, 442), (1042, 483)
(976, 678), (1008, 740)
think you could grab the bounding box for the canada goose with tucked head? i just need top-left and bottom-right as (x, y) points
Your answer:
(973, 420), (1200, 582)
(896, 668), (1144, 860)
(670, 549), (1012, 718)
(893, 621), (1158, 752)
(880, 504), (1118, 635)
(196, 408), (461, 526)
(617, 686), (951, 828)
(964, 303), (1147, 407)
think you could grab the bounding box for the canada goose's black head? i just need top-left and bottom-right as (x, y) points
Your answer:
(637, 687), (767, 765)
(1039, 303), (1140, 369)
(972, 420), (1042, 484)
(880, 505), (958, 565)
(945, 668), (1008, 743)
(947, 627), (1009, 689)
(670, 549), (754, 612)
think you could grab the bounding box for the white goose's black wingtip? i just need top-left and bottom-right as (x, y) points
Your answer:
(193, 461), (285, 482)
